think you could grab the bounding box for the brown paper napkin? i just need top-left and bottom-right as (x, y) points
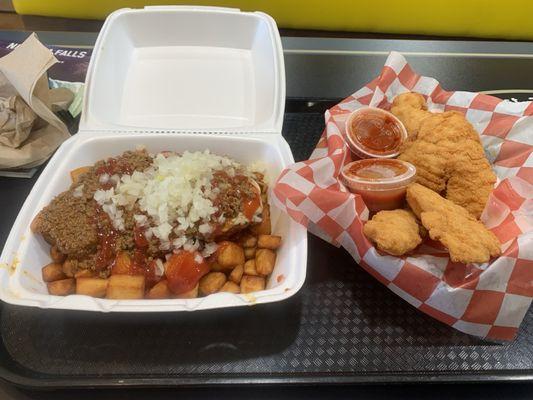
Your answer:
(0, 96), (37, 148)
(0, 33), (71, 169)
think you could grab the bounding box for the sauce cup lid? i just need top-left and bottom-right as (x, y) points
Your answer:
(344, 107), (407, 159)
(340, 159), (416, 191)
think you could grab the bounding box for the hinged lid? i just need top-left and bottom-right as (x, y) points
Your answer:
(81, 6), (285, 133)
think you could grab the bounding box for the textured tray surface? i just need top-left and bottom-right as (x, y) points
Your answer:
(0, 112), (531, 384)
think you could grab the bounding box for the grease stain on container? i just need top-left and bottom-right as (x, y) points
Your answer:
(10, 254), (20, 275)
(243, 293), (257, 303)
(23, 270), (41, 284)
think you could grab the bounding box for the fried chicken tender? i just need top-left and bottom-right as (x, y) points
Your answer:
(363, 209), (422, 256)
(406, 183), (501, 264)
(391, 94), (496, 218)
(390, 93), (429, 140)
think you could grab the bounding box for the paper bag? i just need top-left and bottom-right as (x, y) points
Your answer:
(0, 33), (71, 169)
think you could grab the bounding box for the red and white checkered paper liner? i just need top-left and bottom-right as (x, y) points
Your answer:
(272, 52), (533, 341)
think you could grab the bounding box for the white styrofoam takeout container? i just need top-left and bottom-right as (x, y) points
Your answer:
(0, 6), (308, 312)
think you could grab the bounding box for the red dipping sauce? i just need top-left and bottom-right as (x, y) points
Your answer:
(341, 159), (416, 212)
(345, 107), (407, 158)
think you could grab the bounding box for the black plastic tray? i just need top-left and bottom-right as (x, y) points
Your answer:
(0, 106), (531, 389)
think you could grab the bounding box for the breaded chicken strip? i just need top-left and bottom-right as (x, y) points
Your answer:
(391, 94), (496, 218)
(406, 183), (501, 264)
(363, 209), (422, 256)
(390, 92), (429, 140)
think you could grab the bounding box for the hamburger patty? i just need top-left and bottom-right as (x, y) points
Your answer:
(31, 192), (97, 258)
(31, 151), (153, 259)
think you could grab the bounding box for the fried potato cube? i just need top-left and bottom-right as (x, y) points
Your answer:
(240, 275), (266, 294)
(244, 247), (256, 260)
(47, 278), (75, 296)
(255, 249), (276, 276)
(229, 263), (244, 284)
(220, 281), (240, 294)
(76, 277), (108, 298)
(42, 262), (66, 282)
(174, 284), (199, 299)
(62, 259), (77, 278)
(74, 269), (94, 278)
(251, 204), (271, 235)
(50, 246), (66, 263)
(146, 280), (171, 299)
(199, 272), (227, 296)
(239, 234), (258, 248)
(111, 251), (133, 275)
(244, 259), (258, 276)
(106, 275), (145, 299)
(217, 242), (245, 269)
(209, 261), (226, 272)
(257, 235), (282, 250)
(70, 166), (91, 183)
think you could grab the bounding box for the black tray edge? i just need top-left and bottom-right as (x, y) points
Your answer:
(2, 370), (532, 389)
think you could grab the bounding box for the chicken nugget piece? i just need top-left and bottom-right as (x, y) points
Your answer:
(445, 151), (497, 219)
(406, 183), (501, 264)
(398, 109), (496, 218)
(363, 209), (422, 256)
(391, 92), (429, 140)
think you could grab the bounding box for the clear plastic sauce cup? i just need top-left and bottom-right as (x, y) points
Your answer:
(344, 107), (407, 158)
(340, 159), (416, 212)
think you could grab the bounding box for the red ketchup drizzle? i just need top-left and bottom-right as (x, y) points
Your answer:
(93, 206), (117, 272)
(95, 157), (133, 176)
(96, 157), (133, 190)
(132, 225), (157, 288)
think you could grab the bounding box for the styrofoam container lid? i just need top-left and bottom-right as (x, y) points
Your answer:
(81, 6), (285, 133)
